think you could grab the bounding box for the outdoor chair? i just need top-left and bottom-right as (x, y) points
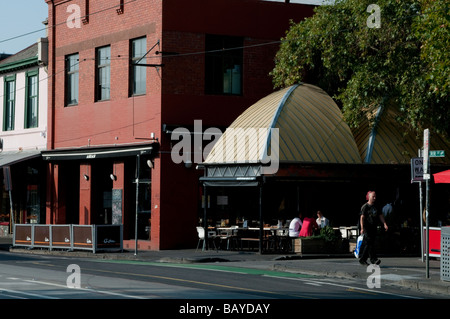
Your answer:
(196, 226), (218, 251)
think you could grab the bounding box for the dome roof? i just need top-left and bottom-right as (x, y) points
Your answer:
(204, 83), (362, 166)
(353, 102), (450, 164)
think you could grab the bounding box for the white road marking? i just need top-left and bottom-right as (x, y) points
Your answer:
(263, 275), (422, 299)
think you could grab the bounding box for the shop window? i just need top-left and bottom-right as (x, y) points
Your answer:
(26, 184), (40, 224)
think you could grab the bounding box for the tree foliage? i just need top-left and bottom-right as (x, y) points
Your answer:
(271, 0), (450, 138)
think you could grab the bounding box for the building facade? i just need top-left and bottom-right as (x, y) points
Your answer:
(43, 0), (315, 249)
(0, 38), (49, 234)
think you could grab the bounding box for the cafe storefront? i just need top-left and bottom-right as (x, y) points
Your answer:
(0, 151), (45, 236)
(199, 83), (364, 253)
(42, 142), (157, 243)
(199, 83), (450, 254)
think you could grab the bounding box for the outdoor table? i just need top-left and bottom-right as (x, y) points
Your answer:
(216, 227), (240, 250)
(336, 226), (358, 239)
(213, 226), (290, 252)
(238, 227), (290, 252)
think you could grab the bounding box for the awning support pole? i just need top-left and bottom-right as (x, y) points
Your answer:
(258, 182), (263, 254)
(134, 154), (140, 256)
(9, 190), (13, 234)
(203, 184), (208, 250)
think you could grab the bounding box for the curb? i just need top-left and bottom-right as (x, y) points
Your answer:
(272, 262), (449, 297)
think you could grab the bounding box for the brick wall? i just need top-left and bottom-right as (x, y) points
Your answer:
(45, 0), (315, 249)
(48, 0), (162, 150)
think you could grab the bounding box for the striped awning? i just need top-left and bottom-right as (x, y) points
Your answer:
(353, 101), (450, 164)
(204, 83), (362, 166)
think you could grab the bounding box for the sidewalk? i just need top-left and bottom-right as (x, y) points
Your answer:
(2, 236), (449, 297)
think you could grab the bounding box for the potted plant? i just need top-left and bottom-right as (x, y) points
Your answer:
(319, 226), (344, 253)
(293, 226), (345, 254)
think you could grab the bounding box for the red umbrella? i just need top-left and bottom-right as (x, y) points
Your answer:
(433, 169), (450, 184)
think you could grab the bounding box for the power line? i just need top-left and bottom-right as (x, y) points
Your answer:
(1, 2), (448, 101)
(0, 0), (138, 46)
(2, 1), (446, 59)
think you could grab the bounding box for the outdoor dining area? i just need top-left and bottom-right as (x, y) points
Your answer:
(196, 218), (357, 254)
(196, 223), (292, 253)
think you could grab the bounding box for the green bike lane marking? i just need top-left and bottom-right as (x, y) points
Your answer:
(85, 259), (320, 298)
(91, 259), (315, 279)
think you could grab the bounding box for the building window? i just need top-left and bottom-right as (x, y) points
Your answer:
(25, 70), (39, 129)
(130, 37), (147, 96)
(65, 53), (79, 106)
(96, 46), (111, 101)
(3, 76), (15, 131)
(205, 35), (243, 95)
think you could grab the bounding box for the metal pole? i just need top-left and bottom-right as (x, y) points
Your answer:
(419, 181), (424, 262)
(426, 177), (430, 278)
(423, 129), (430, 278)
(258, 182), (263, 254)
(134, 154), (140, 256)
(9, 190), (14, 233)
(417, 149), (424, 262)
(203, 184), (208, 250)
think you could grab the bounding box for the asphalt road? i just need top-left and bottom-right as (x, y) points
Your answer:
(0, 251), (440, 304)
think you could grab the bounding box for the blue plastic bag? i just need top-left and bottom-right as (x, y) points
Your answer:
(354, 234), (365, 258)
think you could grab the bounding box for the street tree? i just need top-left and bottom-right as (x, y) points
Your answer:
(270, 0), (449, 138)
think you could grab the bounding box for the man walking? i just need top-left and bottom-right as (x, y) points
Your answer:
(359, 191), (388, 266)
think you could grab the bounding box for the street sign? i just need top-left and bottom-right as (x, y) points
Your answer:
(429, 150), (445, 158)
(411, 157), (423, 182)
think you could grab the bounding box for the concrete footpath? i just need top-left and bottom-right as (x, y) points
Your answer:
(1, 236), (449, 297)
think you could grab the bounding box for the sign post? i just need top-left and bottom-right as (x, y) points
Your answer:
(411, 155), (424, 261)
(412, 143), (446, 267)
(423, 129), (430, 278)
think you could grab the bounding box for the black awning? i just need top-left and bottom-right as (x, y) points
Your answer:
(200, 176), (259, 187)
(199, 164), (262, 187)
(42, 143), (156, 161)
(0, 150), (41, 167)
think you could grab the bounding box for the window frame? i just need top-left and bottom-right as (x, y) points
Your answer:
(130, 37), (147, 96)
(65, 53), (79, 106)
(3, 75), (16, 131)
(205, 34), (243, 96)
(95, 45), (111, 102)
(25, 69), (39, 129)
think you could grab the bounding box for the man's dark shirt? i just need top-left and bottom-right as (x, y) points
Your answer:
(360, 203), (380, 233)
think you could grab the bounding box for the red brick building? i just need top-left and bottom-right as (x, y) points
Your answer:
(43, 0), (315, 249)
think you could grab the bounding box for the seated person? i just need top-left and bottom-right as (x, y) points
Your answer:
(299, 212), (319, 237)
(316, 210), (329, 229)
(288, 213), (303, 237)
